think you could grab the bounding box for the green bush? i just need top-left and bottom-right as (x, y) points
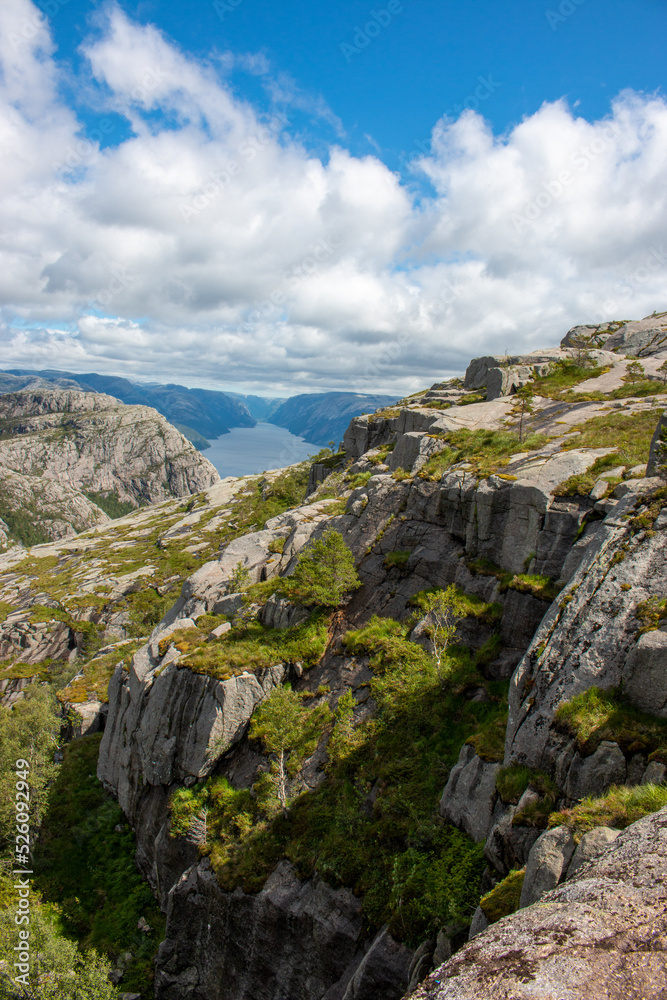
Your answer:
(383, 550), (411, 570)
(479, 869), (526, 923)
(35, 735), (164, 997)
(285, 529), (360, 607)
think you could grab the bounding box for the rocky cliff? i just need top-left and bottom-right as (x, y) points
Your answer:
(3, 313), (667, 999)
(0, 389), (219, 545)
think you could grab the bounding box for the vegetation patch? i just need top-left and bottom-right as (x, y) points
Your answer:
(383, 550), (411, 570)
(554, 686), (667, 758)
(367, 442), (396, 465)
(84, 491), (137, 519)
(178, 612), (331, 679)
(174, 615), (508, 945)
(560, 408), (662, 469)
(530, 359), (609, 398)
(467, 558), (560, 602)
(345, 471), (373, 489)
(635, 595), (667, 634)
(35, 735), (165, 997)
(550, 783), (667, 834)
(0, 501), (51, 547)
(495, 764), (559, 827)
(419, 428), (550, 482)
(479, 868), (526, 923)
(59, 641), (143, 704)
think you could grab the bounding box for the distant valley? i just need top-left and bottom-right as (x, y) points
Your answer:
(0, 369), (398, 451)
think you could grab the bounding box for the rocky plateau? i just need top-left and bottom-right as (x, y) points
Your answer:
(2, 312), (667, 999)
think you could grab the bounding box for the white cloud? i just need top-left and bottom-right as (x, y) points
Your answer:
(0, 1), (665, 396)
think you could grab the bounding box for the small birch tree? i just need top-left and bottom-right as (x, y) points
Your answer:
(250, 686), (327, 815)
(421, 586), (466, 682)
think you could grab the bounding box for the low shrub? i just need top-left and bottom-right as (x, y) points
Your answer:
(550, 783), (667, 834)
(554, 686), (667, 757)
(479, 868), (526, 923)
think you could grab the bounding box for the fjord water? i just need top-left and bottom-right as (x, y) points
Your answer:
(205, 422), (319, 477)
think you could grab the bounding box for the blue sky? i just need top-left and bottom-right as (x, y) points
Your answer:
(0, 0), (665, 394)
(51, 0), (667, 171)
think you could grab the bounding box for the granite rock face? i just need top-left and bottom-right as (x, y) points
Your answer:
(155, 861), (411, 1000)
(506, 484), (667, 769)
(439, 745), (500, 843)
(98, 618), (286, 899)
(604, 313), (667, 356)
(0, 389), (219, 542)
(409, 807), (667, 1000)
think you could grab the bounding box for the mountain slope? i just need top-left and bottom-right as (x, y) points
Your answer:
(0, 389), (219, 545)
(3, 369), (255, 439)
(269, 390), (399, 445)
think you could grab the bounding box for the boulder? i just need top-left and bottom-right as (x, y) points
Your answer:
(564, 741), (627, 801)
(604, 313), (667, 356)
(439, 745), (500, 843)
(565, 826), (620, 878)
(621, 629), (667, 717)
(643, 760), (667, 784)
(258, 594), (311, 629)
(519, 825), (575, 907)
(408, 807), (667, 1000)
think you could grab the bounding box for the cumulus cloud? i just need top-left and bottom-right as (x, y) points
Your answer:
(0, 0), (665, 395)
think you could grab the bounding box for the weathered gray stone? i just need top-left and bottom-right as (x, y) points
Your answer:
(647, 409), (667, 477)
(507, 485), (667, 769)
(519, 825), (576, 907)
(604, 314), (667, 356)
(642, 760), (667, 785)
(467, 906), (489, 940)
(566, 826), (620, 878)
(564, 741), (627, 801)
(259, 594), (311, 629)
(155, 860), (412, 1000)
(439, 744), (500, 843)
(410, 807), (667, 1000)
(340, 927), (411, 1000)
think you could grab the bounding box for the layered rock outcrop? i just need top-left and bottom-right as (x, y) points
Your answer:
(0, 389), (219, 543)
(156, 862), (411, 1000)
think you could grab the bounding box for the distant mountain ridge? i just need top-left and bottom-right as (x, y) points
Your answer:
(2, 369), (256, 441)
(269, 391), (399, 446)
